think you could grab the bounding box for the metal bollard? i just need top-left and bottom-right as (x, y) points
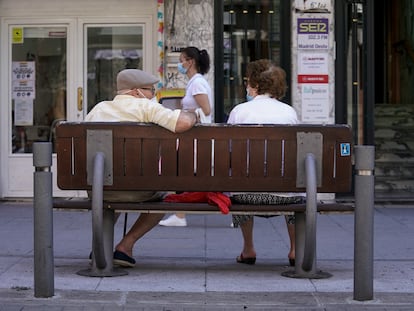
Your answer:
(33, 142), (54, 298)
(354, 145), (375, 301)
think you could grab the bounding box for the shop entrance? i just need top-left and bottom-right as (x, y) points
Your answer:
(373, 0), (414, 198)
(336, 0), (414, 199)
(0, 18), (153, 197)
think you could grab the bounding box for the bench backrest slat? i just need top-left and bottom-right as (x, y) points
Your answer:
(56, 122), (353, 193)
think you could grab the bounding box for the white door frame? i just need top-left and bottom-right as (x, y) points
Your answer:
(0, 16), (154, 198)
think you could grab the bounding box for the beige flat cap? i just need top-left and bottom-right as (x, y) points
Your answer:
(117, 69), (159, 91)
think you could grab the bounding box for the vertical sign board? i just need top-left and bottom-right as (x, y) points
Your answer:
(297, 18), (330, 123)
(292, 0), (335, 202)
(291, 0), (334, 124)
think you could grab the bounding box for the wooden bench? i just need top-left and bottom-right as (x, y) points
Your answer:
(49, 121), (355, 278)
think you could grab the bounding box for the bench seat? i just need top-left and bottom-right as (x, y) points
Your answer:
(53, 197), (354, 214)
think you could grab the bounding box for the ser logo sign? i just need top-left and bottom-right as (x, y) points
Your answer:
(297, 18), (329, 49)
(299, 20), (328, 33)
(298, 18), (329, 38)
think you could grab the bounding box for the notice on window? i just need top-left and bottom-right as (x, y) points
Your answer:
(12, 79), (35, 100)
(12, 61), (35, 80)
(14, 98), (33, 126)
(12, 61), (36, 100)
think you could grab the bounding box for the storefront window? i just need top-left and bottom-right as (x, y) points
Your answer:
(11, 27), (66, 153)
(86, 26), (143, 113)
(223, 0), (281, 116)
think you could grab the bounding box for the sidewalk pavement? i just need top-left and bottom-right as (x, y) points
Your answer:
(0, 201), (414, 310)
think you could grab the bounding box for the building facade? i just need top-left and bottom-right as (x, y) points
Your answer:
(0, 0), (413, 199)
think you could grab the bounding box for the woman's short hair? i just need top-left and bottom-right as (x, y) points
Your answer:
(246, 59), (287, 99)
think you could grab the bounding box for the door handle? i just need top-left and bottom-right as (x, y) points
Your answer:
(77, 87), (83, 111)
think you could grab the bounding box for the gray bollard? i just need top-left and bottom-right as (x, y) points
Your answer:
(33, 142), (54, 298)
(354, 145), (375, 301)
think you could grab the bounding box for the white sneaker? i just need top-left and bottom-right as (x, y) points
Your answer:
(159, 215), (187, 227)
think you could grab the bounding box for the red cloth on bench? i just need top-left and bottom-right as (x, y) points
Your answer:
(163, 192), (231, 214)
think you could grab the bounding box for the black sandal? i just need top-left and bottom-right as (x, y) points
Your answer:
(236, 253), (256, 265)
(113, 250), (136, 268)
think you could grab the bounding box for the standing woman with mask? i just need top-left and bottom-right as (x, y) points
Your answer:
(159, 46), (213, 227)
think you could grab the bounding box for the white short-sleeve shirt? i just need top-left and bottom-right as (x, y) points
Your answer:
(181, 73), (213, 123)
(227, 94), (298, 125)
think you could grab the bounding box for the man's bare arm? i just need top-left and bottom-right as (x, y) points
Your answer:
(174, 111), (198, 133)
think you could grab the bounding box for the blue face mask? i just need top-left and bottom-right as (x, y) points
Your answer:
(177, 62), (188, 75)
(246, 88), (254, 101)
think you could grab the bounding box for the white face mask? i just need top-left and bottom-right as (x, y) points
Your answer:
(136, 88), (148, 99)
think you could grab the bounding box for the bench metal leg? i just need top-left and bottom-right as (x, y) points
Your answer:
(282, 153), (331, 279)
(77, 151), (127, 277)
(282, 212), (331, 279)
(78, 208), (126, 277)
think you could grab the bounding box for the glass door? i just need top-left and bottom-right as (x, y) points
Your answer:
(1, 21), (75, 197)
(1, 18), (152, 197)
(83, 24), (146, 114)
(11, 26), (67, 154)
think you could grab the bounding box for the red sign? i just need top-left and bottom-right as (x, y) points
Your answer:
(298, 74), (328, 83)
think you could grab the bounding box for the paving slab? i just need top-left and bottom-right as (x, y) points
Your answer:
(0, 201), (414, 310)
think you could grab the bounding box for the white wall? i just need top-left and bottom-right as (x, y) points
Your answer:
(0, 0), (157, 16)
(163, 0), (214, 90)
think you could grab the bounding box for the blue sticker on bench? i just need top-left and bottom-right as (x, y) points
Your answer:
(340, 143), (351, 156)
